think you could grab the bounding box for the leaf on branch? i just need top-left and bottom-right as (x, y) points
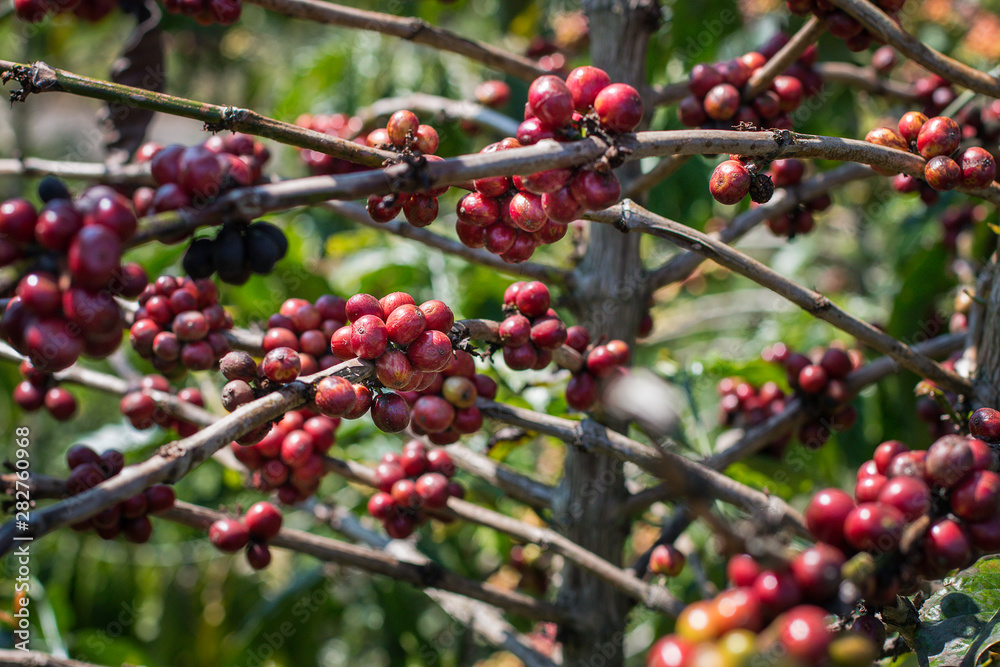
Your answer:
(915, 556), (1000, 666)
(100, 0), (164, 164)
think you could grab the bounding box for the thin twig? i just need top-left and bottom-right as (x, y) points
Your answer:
(242, 0), (546, 81)
(622, 333), (967, 517)
(826, 0), (1000, 98)
(476, 398), (807, 537)
(0, 358), (372, 556)
(163, 500), (575, 626)
(815, 62), (919, 101)
(649, 163), (877, 290)
(354, 93), (520, 137)
(0, 60), (393, 166)
(0, 650), (99, 667)
(0, 158), (154, 184)
(312, 503), (558, 666)
(322, 200), (568, 284)
(745, 16), (826, 99)
(443, 443), (556, 510)
(592, 202), (973, 397)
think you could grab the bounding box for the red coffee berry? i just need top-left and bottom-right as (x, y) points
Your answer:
(971, 407), (1000, 443)
(407, 330), (453, 372)
(346, 293), (385, 322)
(568, 170), (622, 211)
(566, 66), (611, 111)
(411, 395), (456, 433)
(649, 544), (686, 577)
(351, 314), (389, 359)
(804, 488), (854, 547)
(709, 161), (751, 205)
(566, 372), (599, 411)
(877, 476), (930, 521)
(209, 517), (250, 552)
(753, 569), (802, 616)
(790, 544), (845, 602)
(376, 349), (414, 390)
(262, 347), (301, 383)
(703, 83), (741, 121)
(418, 300), (454, 333)
(646, 636), (696, 667)
(527, 75), (574, 129)
(797, 365), (828, 394)
(874, 440), (909, 474)
(925, 435), (975, 488)
(923, 518), (972, 573)
(957, 146), (996, 189)
(415, 472), (450, 509)
(924, 155), (961, 191)
(843, 502), (904, 552)
(950, 470), (1000, 522)
(387, 110), (419, 147)
(916, 116), (961, 159)
(593, 83), (643, 133)
(898, 111), (928, 144)
(245, 501), (283, 541)
(778, 605), (833, 662)
(314, 375), (357, 418)
(371, 392), (410, 433)
(246, 543), (272, 570)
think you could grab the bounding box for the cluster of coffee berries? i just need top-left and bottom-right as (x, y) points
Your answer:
(759, 159), (832, 237)
(119, 374), (204, 437)
(136, 135), (269, 215)
(648, 544), (686, 577)
(717, 377), (790, 452)
(326, 292), (457, 433)
(13, 359), (76, 420)
(708, 156), (775, 206)
(220, 347), (307, 413)
(678, 42), (819, 131)
(454, 138), (572, 263)
(807, 430), (999, 592)
(263, 295), (348, 375)
(455, 66), (643, 261)
(295, 114), (367, 176)
(397, 350), (494, 445)
(1, 185), (148, 371)
(228, 405), (339, 504)
(866, 112), (997, 191)
(648, 589), (878, 666)
(788, 0), (903, 52)
(365, 111), (448, 229)
(499, 281), (567, 371)
(14, 0), (116, 23)
(766, 342), (861, 451)
(368, 440), (464, 539)
(183, 220), (288, 285)
(129, 276), (232, 374)
(66, 445), (175, 543)
(209, 502), (283, 570)
(564, 327), (630, 412)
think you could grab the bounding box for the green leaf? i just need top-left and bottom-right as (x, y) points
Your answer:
(916, 556), (1000, 666)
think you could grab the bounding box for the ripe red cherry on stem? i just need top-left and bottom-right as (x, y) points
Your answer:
(566, 372), (598, 410)
(367, 492), (397, 520)
(314, 376), (356, 418)
(923, 518), (972, 573)
(726, 554), (761, 587)
(387, 110), (419, 147)
(950, 470), (1000, 522)
(0, 198), (37, 243)
(779, 605), (833, 662)
(527, 75), (574, 129)
(648, 544), (686, 577)
(971, 408), (1000, 443)
(645, 635), (696, 667)
(843, 502), (904, 552)
(790, 545), (845, 603)
(566, 66), (611, 111)
(415, 472), (450, 509)
(925, 435), (976, 488)
(916, 116), (961, 159)
(877, 475), (931, 521)
(514, 281), (551, 317)
(371, 392), (410, 433)
(898, 111), (928, 144)
(68, 225), (122, 291)
(753, 569), (801, 616)
(351, 314), (389, 359)
(688, 63), (724, 97)
(209, 518), (250, 552)
(925, 156), (961, 191)
(245, 501), (283, 541)
(804, 488), (854, 547)
(35, 200), (83, 251)
(262, 347), (301, 383)
(593, 83), (643, 133)
(346, 293), (385, 322)
(709, 161), (751, 205)
(419, 300), (454, 333)
(703, 83), (741, 121)
(874, 440), (909, 474)
(569, 170), (622, 211)
(957, 146), (996, 189)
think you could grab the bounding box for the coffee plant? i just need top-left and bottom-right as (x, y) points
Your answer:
(3, 1), (1000, 666)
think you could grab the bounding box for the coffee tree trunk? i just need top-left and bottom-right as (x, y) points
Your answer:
(556, 1), (659, 663)
(974, 256), (1000, 406)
